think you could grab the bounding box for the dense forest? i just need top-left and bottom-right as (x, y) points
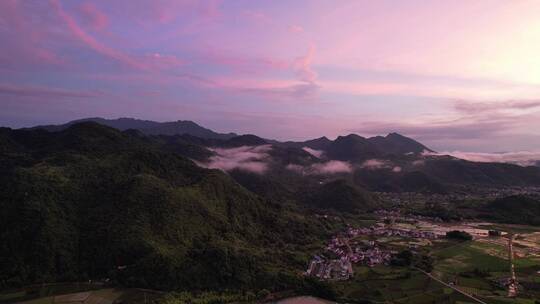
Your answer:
(0, 123), (343, 294)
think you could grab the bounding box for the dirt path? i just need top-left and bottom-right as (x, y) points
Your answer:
(414, 268), (489, 304)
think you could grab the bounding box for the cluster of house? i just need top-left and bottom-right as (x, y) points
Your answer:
(374, 209), (444, 223)
(305, 255), (353, 281)
(348, 246), (393, 267)
(305, 232), (395, 280)
(306, 211), (511, 281)
(346, 225), (438, 240)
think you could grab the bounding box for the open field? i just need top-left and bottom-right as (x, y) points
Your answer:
(0, 285), (164, 304)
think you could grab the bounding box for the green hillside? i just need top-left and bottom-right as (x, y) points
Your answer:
(0, 123), (330, 292)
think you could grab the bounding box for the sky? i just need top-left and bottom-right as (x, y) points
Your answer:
(2, 0), (540, 152)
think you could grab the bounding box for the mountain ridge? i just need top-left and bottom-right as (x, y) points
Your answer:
(28, 117), (238, 140)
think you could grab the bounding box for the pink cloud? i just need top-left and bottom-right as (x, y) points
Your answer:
(293, 45), (317, 84)
(213, 78), (319, 101)
(51, 0), (189, 74)
(50, 0), (146, 70)
(194, 48), (290, 75)
(78, 3), (108, 31)
(302, 147), (324, 158)
(242, 10), (272, 24)
(286, 160), (352, 175)
(201, 145), (272, 174)
(311, 160), (352, 174)
(0, 1), (64, 68)
(361, 159), (391, 170)
(288, 25), (304, 33)
(144, 53), (185, 69)
(454, 99), (540, 114)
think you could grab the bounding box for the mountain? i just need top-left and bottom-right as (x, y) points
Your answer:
(223, 134), (267, 147)
(16, 118), (540, 193)
(284, 133), (431, 162)
(325, 134), (383, 162)
(283, 136), (332, 151)
(367, 132), (433, 155)
(303, 179), (380, 212)
(30, 117), (238, 140)
(0, 123), (330, 291)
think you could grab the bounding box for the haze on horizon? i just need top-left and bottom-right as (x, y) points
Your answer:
(2, 0), (540, 153)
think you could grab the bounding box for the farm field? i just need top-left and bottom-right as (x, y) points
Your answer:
(0, 284), (164, 304)
(318, 219), (540, 303)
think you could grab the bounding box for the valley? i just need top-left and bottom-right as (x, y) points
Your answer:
(1, 119), (540, 304)
(5, 1), (540, 303)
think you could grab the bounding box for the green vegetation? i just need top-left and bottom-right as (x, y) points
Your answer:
(481, 195), (540, 225)
(303, 179), (380, 212)
(3, 122), (540, 303)
(446, 231), (473, 241)
(0, 123), (331, 294)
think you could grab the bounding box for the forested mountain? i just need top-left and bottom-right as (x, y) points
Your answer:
(23, 118), (540, 193)
(0, 123), (334, 291)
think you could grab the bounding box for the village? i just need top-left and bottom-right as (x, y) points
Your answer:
(305, 212), (510, 281)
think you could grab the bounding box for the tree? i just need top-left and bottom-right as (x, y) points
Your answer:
(445, 230), (472, 241)
(391, 250), (413, 266)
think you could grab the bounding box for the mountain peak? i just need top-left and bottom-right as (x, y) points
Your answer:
(386, 132), (405, 138)
(336, 134), (366, 141)
(369, 132), (433, 154)
(224, 134), (267, 147)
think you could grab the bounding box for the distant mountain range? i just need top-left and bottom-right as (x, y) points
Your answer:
(29, 117), (432, 160)
(20, 117), (540, 194)
(29, 117), (238, 140)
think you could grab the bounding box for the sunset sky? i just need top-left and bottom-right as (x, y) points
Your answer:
(2, 0), (540, 152)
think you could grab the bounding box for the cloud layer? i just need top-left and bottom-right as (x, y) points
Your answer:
(434, 150), (540, 167)
(286, 160), (352, 175)
(202, 145), (272, 174)
(302, 146), (324, 158)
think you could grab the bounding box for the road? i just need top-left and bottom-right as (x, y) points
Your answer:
(414, 267), (489, 304)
